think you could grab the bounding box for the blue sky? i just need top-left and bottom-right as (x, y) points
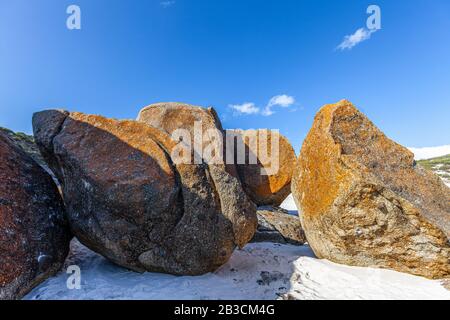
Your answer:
(0, 0), (449, 152)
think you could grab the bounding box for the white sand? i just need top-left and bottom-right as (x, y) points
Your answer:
(280, 194), (298, 212)
(24, 239), (449, 300)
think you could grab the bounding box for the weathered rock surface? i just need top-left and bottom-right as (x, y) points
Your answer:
(251, 207), (306, 245)
(292, 100), (450, 279)
(137, 102), (223, 144)
(0, 128), (41, 165)
(226, 130), (296, 207)
(33, 109), (257, 275)
(137, 102), (257, 247)
(0, 131), (70, 300)
(0, 127), (59, 187)
(138, 103), (296, 207)
(443, 279), (450, 291)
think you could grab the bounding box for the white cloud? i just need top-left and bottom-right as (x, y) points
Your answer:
(263, 94), (295, 116)
(229, 102), (260, 115)
(261, 108), (275, 116)
(160, 1), (175, 8)
(337, 28), (377, 51)
(268, 94), (295, 107)
(229, 95), (296, 116)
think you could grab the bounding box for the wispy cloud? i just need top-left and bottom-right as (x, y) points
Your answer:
(229, 94), (296, 116)
(160, 1), (175, 8)
(337, 28), (377, 51)
(263, 94), (295, 116)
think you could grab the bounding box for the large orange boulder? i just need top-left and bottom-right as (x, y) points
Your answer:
(292, 100), (450, 279)
(137, 102), (223, 144)
(0, 131), (70, 300)
(226, 129), (296, 206)
(33, 109), (256, 275)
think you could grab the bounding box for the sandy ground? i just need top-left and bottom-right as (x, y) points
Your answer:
(24, 239), (449, 300)
(24, 194), (449, 300)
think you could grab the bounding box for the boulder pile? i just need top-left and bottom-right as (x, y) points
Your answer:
(1, 98), (449, 300)
(138, 103), (297, 208)
(32, 108), (257, 275)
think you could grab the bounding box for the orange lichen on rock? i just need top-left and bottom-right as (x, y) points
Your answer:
(33, 108), (257, 276)
(292, 100), (450, 279)
(137, 102), (257, 247)
(226, 129), (297, 207)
